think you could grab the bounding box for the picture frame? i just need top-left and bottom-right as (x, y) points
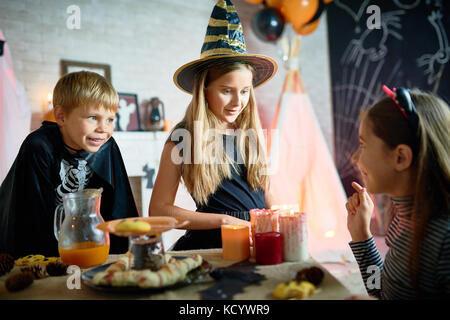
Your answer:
(60, 59), (111, 82)
(115, 93), (142, 131)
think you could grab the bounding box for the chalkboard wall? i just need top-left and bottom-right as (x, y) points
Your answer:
(326, 0), (449, 196)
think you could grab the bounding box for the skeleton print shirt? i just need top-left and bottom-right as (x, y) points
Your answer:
(55, 158), (93, 207)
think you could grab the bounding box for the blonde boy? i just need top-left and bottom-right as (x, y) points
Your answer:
(0, 71), (139, 258)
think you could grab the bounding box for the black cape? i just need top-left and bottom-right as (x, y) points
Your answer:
(0, 121), (139, 258)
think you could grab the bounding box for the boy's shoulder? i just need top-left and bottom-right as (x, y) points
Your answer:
(23, 121), (61, 152)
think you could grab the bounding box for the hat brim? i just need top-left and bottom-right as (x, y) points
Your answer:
(173, 54), (278, 94)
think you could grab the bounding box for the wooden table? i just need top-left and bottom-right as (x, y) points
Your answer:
(0, 249), (351, 300)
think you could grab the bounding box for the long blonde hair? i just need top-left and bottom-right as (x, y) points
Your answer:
(170, 61), (269, 205)
(367, 89), (450, 287)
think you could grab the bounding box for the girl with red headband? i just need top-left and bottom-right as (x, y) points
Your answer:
(346, 86), (450, 299)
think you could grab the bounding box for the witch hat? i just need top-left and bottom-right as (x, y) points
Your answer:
(173, 0), (277, 94)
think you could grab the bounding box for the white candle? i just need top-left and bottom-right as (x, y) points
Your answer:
(279, 212), (308, 262)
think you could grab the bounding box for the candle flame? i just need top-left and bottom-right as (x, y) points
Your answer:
(223, 225), (246, 230)
(324, 230), (335, 238)
(271, 204), (300, 213)
(47, 92), (52, 102)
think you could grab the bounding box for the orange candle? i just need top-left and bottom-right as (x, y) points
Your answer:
(221, 225), (250, 261)
(163, 119), (173, 131)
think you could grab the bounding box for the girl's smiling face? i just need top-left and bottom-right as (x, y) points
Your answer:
(351, 117), (398, 194)
(204, 67), (253, 129)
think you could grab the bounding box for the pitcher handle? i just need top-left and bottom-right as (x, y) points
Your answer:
(53, 204), (65, 241)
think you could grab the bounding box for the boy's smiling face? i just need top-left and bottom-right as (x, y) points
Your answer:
(56, 104), (116, 153)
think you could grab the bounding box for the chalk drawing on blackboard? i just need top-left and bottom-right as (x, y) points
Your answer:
(416, 10), (449, 86)
(334, 0), (370, 23)
(334, 0), (370, 34)
(341, 10), (405, 67)
(425, 0), (443, 7)
(333, 58), (403, 179)
(394, 0), (421, 10)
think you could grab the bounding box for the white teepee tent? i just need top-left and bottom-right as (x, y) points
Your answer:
(267, 32), (351, 254)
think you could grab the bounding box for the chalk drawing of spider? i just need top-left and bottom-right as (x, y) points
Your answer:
(341, 10), (405, 67)
(416, 10), (449, 86)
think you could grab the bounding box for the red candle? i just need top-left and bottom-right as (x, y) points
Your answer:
(250, 209), (280, 246)
(254, 232), (283, 265)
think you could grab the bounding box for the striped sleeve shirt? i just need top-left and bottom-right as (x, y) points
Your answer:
(349, 197), (450, 299)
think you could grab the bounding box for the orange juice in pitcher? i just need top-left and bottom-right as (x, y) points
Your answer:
(54, 189), (110, 268)
(59, 241), (110, 268)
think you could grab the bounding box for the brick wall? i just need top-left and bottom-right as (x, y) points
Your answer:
(0, 0), (333, 152)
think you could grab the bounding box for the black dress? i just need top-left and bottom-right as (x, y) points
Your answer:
(171, 132), (266, 250)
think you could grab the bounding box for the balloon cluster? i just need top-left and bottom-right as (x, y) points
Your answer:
(246, 0), (332, 42)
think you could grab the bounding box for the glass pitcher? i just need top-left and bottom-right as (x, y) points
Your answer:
(54, 188), (110, 268)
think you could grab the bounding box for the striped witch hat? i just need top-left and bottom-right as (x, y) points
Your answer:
(173, 0), (277, 94)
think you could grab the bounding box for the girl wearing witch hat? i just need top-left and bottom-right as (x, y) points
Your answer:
(149, 0), (277, 250)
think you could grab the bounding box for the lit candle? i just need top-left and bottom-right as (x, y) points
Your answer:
(47, 92), (53, 110)
(271, 204), (300, 214)
(254, 232), (283, 265)
(249, 209), (280, 246)
(221, 225), (250, 261)
(279, 212), (309, 262)
(43, 92), (56, 122)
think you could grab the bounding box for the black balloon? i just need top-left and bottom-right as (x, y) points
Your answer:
(251, 8), (285, 42)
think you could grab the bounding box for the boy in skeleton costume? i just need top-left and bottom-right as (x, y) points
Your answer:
(0, 71), (139, 258)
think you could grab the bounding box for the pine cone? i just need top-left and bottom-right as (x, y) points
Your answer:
(0, 253), (15, 276)
(295, 266), (325, 286)
(20, 264), (47, 279)
(46, 262), (68, 276)
(5, 271), (34, 292)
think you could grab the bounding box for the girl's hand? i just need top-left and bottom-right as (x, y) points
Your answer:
(220, 214), (251, 228)
(346, 181), (374, 242)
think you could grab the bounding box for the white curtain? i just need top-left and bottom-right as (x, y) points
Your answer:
(0, 29), (31, 183)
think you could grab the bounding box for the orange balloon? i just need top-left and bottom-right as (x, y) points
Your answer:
(296, 19), (319, 36)
(282, 0), (319, 30)
(245, 0), (264, 4)
(266, 0), (283, 9)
